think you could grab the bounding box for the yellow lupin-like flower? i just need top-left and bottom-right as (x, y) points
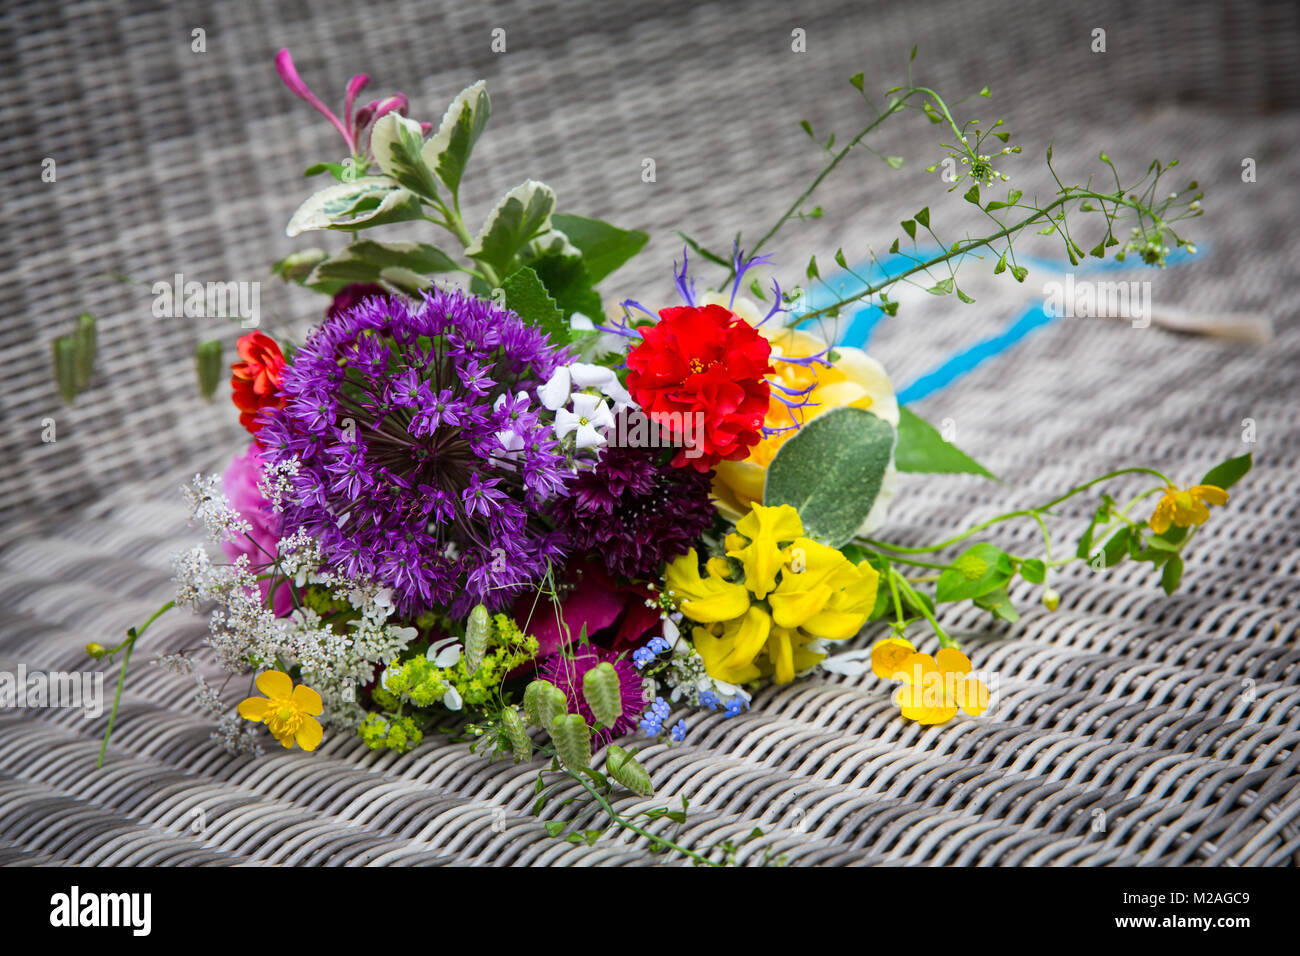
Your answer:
(891, 648), (989, 725)
(665, 503), (879, 684)
(727, 503), (804, 600)
(1148, 484), (1229, 534)
(703, 294), (900, 535)
(237, 670), (324, 751)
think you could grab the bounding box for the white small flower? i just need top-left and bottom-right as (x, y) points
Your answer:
(442, 683), (463, 711)
(538, 367), (571, 411)
(569, 362), (632, 407)
(555, 393), (614, 449)
(427, 637), (463, 667)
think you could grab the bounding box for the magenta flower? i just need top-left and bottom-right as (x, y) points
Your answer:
(275, 48), (423, 157)
(221, 442), (292, 617)
(539, 646), (646, 745)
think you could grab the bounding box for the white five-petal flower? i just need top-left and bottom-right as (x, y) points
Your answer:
(554, 392), (615, 449)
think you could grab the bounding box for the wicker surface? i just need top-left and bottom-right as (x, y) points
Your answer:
(1, 0), (1298, 865)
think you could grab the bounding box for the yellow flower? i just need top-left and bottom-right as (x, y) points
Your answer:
(237, 670), (324, 750)
(726, 503), (803, 600)
(663, 549), (750, 622)
(666, 504), (879, 684)
(1148, 484), (1229, 534)
(892, 648), (988, 725)
(704, 294), (899, 534)
(870, 637), (916, 679)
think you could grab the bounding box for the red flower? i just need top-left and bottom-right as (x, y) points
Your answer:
(626, 304), (772, 470)
(231, 331), (287, 436)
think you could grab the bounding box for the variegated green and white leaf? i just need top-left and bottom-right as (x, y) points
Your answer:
(466, 180), (556, 279)
(306, 240), (459, 293)
(421, 80), (490, 196)
(286, 177), (422, 236)
(527, 228), (581, 261)
(370, 113), (441, 200)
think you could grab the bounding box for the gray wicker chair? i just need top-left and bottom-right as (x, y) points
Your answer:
(2, 0), (1297, 865)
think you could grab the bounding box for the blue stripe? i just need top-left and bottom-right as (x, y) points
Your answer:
(803, 245), (1204, 404)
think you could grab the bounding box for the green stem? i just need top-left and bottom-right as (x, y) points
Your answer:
(563, 767), (721, 867)
(97, 601), (174, 768)
(795, 188), (1154, 325)
(725, 92), (917, 286)
(862, 468), (1171, 556)
(890, 568), (956, 649)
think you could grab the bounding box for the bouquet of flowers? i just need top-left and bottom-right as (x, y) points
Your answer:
(82, 48), (1250, 863)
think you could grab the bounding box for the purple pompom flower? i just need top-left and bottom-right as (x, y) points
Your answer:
(539, 646), (646, 745)
(260, 288), (572, 616)
(551, 409), (717, 580)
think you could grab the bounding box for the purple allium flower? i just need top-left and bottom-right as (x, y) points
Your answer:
(327, 282), (388, 321)
(551, 409), (716, 580)
(539, 646), (646, 745)
(260, 288), (572, 616)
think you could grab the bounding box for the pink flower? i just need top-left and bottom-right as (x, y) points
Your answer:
(516, 560), (663, 659)
(221, 443), (292, 617)
(275, 48), (423, 156)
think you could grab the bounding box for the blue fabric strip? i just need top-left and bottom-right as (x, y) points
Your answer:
(799, 246), (1202, 405)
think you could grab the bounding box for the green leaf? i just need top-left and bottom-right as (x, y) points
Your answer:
(1020, 558), (1046, 584)
(528, 251), (604, 322)
(763, 406), (895, 547)
(52, 337), (79, 405)
(501, 266), (569, 346)
(369, 112), (441, 200)
(74, 313), (96, 390)
(1160, 554), (1185, 594)
(893, 407), (996, 479)
(1201, 453), (1252, 491)
(272, 248), (329, 283)
(973, 586), (1020, 622)
(286, 177), (423, 236)
(1097, 527), (1130, 568)
(466, 180), (556, 279)
(1076, 498), (1114, 559)
(421, 80), (491, 196)
(306, 240), (460, 292)
(195, 339), (223, 401)
(936, 543), (1014, 603)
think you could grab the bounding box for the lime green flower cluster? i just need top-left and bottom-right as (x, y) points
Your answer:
(359, 713), (423, 753)
(380, 655), (451, 706)
(435, 627), (539, 708)
(380, 614), (540, 711)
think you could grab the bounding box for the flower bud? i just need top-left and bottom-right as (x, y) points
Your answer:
(464, 604), (490, 675)
(1042, 588), (1060, 612)
(85, 642), (107, 658)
